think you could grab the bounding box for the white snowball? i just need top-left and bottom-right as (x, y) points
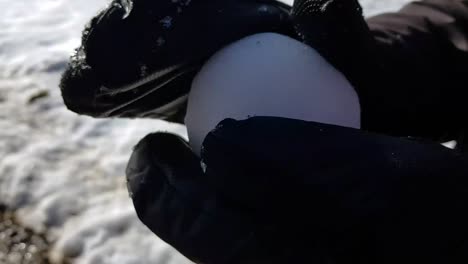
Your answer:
(185, 32), (361, 155)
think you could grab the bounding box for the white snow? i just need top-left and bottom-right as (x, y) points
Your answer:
(186, 33), (361, 154)
(0, 0), (413, 263)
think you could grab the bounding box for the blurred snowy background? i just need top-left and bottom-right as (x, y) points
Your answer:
(0, 0), (412, 263)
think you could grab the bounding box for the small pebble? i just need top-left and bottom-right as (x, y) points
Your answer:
(0, 209), (50, 264)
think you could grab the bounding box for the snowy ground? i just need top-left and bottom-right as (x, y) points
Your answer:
(0, 0), (412, 263)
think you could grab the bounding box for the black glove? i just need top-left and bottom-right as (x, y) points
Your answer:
(127, 117), (468, 264)
(60, 0), (292, 121)
(292, 0), (375, 88)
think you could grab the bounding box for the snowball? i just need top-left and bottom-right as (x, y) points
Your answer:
(185, 33), (361, 155)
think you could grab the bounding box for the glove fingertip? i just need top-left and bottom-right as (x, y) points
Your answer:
(126, 132), (200, 212)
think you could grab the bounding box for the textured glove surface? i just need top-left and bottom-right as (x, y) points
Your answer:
(127, 117), (468, 264)
(60, 0), (292, 121)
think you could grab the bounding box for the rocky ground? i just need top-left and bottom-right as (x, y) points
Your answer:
(0, 206), (50, 264)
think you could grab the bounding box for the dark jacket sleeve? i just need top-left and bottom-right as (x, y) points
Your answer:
(363, 0), (468, 141)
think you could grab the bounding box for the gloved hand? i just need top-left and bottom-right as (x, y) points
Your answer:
(60, 0), (292, 122)
(127, 117), (468, 264)
(60, 0), (468, 262)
